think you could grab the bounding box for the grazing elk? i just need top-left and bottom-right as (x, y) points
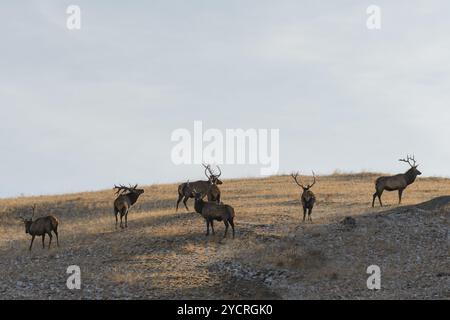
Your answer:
(176, 164), (222, 211)
(192, 188), (235, 239)
(20, 204), (59, 251)
(292, 171), (317, 222)
(372, 155), (422, 207)
(114, 184), (144, 229)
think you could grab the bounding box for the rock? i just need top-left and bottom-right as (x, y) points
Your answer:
(341, 216), (356, 228)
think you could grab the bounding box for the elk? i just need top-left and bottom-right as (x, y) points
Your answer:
(291, 171), (317, 222)
(114, 184), (144, 229)
(192, 188), (235, 238)
(20, 204), (59, 251)
(372, 155), (422, 207)
(176, 164), (222, 211)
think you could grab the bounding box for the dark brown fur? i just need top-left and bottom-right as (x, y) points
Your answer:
(292, 172), (317, 222)
(114, 184), (144, 228)
(372, 156), (422, 207)
(21, 205), (59, 251)
(176, 164), (222, 211)
(193, 191), (235, 238)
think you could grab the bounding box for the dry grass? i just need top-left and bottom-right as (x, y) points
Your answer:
(0, 173), (449, 299)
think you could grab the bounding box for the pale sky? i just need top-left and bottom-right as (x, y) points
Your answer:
(1, 1), (450, 198)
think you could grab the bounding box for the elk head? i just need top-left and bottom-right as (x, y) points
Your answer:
(203, 164), (223, 185)
(114, 184), (145, 196)
(399, 155), (422, 176)
(291, 171), (316, 191)
(191, 187), (203, 200)
(19, 204), (36, 234)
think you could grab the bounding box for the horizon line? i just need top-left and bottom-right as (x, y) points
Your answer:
(1, 170), (448, 201)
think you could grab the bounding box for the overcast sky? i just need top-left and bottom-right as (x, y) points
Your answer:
(1, 1), (450, 198)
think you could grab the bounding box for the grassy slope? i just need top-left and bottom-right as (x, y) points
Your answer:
(0, 173), (449, 299)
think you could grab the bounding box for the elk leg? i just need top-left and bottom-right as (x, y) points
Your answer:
(398, 189), (404, 204)
(223, 221), (229, 238)
(210, 220), (215, 235)
(378, 191), (383, 207)
(115, 211), (118, 229)
(42, 234), (45, 249)
(54, 230), (59, 247)
(176, 194), (183, 211)
(372, 192), (377, 207)
(308, 208), (313, 222)
(29, 235), (35, 251)
(183, 197), (189, 211)
(302, 207), (307, 222)
(120, 212), (124, 229)
(205, 220), (210, 236)
(48, 232), (52, 249)
(229, 219), (235, 239)
(125, 211), (128, 228)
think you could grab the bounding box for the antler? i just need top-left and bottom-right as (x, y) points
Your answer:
(410, 155), (417, 167)
(291, 171), (316, 188)
(203, 163), (211, 180)
(114, 185), (125, 195)
(291, 172), (305, 188)
(309, 171), (316, 188)
(203, 163), (221, 179)
(399, 155), (417, 167)
(214, 165), (222, 178)
(114, 184), (137, 195)
(31, 204), (36, 219)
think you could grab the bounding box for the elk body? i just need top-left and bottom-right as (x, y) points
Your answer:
(192, 189), (235, 238)
(21, 205), (59, 251)
(114, 184), (144, 229)
(176, 164), (222, 211)
(292, 171), (317, 222)
(372, 155), (422, 207)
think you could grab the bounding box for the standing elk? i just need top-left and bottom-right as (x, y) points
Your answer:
(372, 155), (422, 207)
(291, 171), (317, 222)
(192, 188), (235, 238)
(114, 184), (144, 229)
(176, 164), (222, 211)
(20, 204), (59, 251)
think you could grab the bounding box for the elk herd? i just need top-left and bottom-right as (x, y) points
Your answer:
(18, 156), (424, 251)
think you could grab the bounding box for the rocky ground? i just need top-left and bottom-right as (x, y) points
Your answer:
(0, 173), (448, 299)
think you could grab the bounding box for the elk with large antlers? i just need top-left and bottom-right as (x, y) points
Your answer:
(291, 171), (317, 222)
(20, 204), (59, 251)
(372, 155), (422, 207)
(114, 184), (144, 229)
(176, 164), (223, 211)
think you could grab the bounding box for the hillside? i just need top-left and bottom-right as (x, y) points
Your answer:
(0, 173), (448, 299)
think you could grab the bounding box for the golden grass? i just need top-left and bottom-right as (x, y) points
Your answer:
(0, 173), (449, 299)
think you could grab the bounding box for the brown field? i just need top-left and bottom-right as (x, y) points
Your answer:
(0, 173), (449, 299)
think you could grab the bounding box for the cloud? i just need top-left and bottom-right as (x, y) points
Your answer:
(1, 1), (450, 197)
